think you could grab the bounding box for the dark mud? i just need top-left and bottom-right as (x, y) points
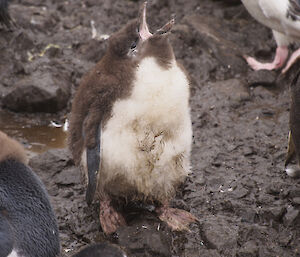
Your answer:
(1, 0), (300, 256)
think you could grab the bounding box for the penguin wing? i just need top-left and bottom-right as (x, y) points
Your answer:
(85, 122), (101, 205)
(0, 0), (12, 28)
(82, 86), (115, 205)
(69, 69), (117, 204)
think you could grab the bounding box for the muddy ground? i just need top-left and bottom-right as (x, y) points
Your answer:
(1, 0), (300, 256)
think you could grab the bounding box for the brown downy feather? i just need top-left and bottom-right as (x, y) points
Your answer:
(68, 20), (139, 165)
(0, 131), (27, 164)
(139, 34), (174, 69)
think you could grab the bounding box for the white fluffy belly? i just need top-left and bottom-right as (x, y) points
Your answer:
(99, 57), (192, 201)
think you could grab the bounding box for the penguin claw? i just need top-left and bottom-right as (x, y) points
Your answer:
(99, 200), (126, 235)
(156, 206), (198, 232)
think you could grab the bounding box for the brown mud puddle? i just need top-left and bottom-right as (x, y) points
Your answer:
(0, 110), (67, 156)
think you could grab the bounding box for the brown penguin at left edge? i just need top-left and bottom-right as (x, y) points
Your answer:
(68, 2), (198, 235)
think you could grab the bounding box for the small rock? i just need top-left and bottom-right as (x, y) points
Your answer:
(230, 186), (249, 199)
(292, 197), (300, 205)
(237, 240), (258, 257)
(62, 191), (74, 198)
(211, 79), (250, 108)
(29, 149), (74, 177)
(241, 209), (257, 223)
(55, 167), (81, 186)
(246, 70), (277, 87)
(202, 216), (238, 256)
(289, 189), (300, 198)
(244, 146), (255, 156)
(260, 206), (285, 222)
(117, 219), (171, 257)
(283, 206), (300, 226)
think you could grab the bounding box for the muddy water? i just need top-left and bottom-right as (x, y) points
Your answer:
(0, 110), (67, 156)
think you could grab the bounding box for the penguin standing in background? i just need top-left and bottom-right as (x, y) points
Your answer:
(241, 0), (300, 73)
(69, 2), (197, 235)
(0, 131), (60, 257)
(285, 70), (300, 177)
(0, 0), (12, 28)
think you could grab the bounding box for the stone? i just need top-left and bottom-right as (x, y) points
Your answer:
(283, 206), (300, 226)
(183, 14), (248, 75)
(2, 71), (71, 113)
(202, 216), (238, 256)
(292, 197), (300, 205)
(117, 218), (171, 257)
(210, 79), (250, 108)
(237, 240), (258, 257)
(55, 167), (81, 186)
(29, 149), (74, 177)
(246, 70), (277, 87)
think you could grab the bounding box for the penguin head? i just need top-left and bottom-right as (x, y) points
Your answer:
(108, 19), (140, 59)
(137, 1), (175, 68)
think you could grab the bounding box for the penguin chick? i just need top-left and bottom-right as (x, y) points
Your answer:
(69, 2), (197, 234)
(285, 70), (300, 177)
(0, 131), (60, 257)
(72, 243), (127, 257)
(68, 18), (140, 207)
(0, 0), (12, 28)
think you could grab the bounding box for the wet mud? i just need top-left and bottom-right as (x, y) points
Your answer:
(1, 0), (300, 256)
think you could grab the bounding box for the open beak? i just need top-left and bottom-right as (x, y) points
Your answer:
(155, 18), (175, 35)
(139, 2), (152, 41)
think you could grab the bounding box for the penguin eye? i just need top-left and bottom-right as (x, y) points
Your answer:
(131, 40), (138, 49)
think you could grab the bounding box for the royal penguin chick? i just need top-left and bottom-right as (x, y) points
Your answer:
(0, 131), (60, 257)
(241, 0), (300, 73)
(0, 0), (12, 28)
(69, 18), (140, 233)
(68, 2), (197, 234)
(285, 70), (300, 177)
(72, 243), (127, 257)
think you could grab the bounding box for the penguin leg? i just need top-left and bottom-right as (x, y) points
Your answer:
(244, 46), (289, 71)
(282, 48), (300, 74)
(99, 197), (126, 235)
(285, 130), (296, 167)
(156, 203), (198, 232)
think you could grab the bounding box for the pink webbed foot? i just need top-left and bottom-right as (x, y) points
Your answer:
(156, 205), (198, 232)
(99, 199), (126, 234)
(282, 48), (300, 74)
(244, 46), (289, 71)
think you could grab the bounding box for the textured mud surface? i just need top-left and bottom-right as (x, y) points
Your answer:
(1, 0), (300, 256)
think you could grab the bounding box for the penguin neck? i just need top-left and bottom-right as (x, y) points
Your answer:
(140, 37), (175, 70)
(101, 52), (137, 78)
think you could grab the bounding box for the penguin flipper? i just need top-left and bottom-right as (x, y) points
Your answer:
(0, 211), (14, 257)
(0, 0), (13, 28)
(85, 123), (101, 206)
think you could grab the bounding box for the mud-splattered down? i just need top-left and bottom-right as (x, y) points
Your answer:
(1, 0), (300, 256)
